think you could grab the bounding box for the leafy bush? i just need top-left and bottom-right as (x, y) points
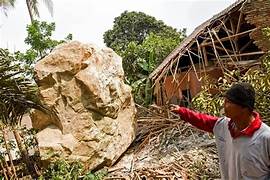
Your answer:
(192, 56), (270, 123)
(39, 159), (108, 180)
(39, 160), (83, 180)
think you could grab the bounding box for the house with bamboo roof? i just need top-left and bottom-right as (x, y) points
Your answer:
(149, 0), (270, 106)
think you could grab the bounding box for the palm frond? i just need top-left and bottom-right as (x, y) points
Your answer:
(28, 0), (39, 17)
(0, 0), (15, 7)
(0, 48), (47, 126)
(42, 0), (53, 16)
(0, 0), (16, 16)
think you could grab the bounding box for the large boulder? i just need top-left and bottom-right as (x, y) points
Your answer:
(31, 41), (136, 170)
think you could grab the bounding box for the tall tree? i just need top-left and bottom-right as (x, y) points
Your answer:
(104, 11), (186, 53)
(26, 0), (53, 23)
(104, 11), (186, 105)
(104, 11), (186, 81)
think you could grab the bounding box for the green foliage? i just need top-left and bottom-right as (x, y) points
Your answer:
(0, 48), (46, 178)
(122, 33), (182, 81)
(126, 33), (184, 105)
(39, 160), (83, 180)
(39, 159), (108, 180)
(242, 57), (270, 122)
(24, 21), (59, 57)
(192, 56), (270, 123)
(83, 169), (108, 180)
(15, 20), (72, 76)
(0, 48), (44, 126)
(104, 11), (185, 53)
(262, 27), (270, 39)
(104, 11), (186, 105)
(192, 89), (224, 117)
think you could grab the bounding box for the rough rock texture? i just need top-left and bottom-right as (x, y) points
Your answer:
(31, 41), (136, 170)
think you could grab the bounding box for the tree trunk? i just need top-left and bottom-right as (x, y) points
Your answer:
(12, 129), (34, 176)
(2, 129), (17, 179)
(26, 0), (34, 23)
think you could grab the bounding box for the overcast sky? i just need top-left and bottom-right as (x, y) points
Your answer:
(0, 0), (235, 52)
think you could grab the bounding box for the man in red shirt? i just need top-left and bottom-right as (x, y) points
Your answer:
(171, 82), (270, 179)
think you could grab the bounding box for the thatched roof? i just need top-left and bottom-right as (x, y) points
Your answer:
(149, 0), (246, 80)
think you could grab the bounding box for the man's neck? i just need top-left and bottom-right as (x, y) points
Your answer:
(233, 113), (254, 131)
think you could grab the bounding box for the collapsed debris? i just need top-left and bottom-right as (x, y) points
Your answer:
(106, 105), (220, 179)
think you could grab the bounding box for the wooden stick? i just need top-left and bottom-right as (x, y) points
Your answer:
(202, 46), (209, 66)
(170, 57), (178, 84)
(187, 49), (199, 80)
(229, 18), (236, 34)
(218, 51), (265, 58)
(222, 26), (233, 34)
(207, 28), (225, 74)
(235, 11), (243, 60)
(166, 68), (192, 105)
(173, 55), (181, 83)
(212, 30), (239, 70)
(204, 44), (234, 54)
(240, 40), (253, 52)
(196, 39), (208, 79)
(218, 19), (240, 62)
(236, 11), (243, 34)
(201, 28), (256, 46)
(188, 49), (202, 59)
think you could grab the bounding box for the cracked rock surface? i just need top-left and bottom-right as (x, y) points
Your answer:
(31, 41), (136, 170)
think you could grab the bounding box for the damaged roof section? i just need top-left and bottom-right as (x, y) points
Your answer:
(150, 0), (270, 105)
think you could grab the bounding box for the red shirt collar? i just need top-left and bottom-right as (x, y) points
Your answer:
(228, 111), (262, 138)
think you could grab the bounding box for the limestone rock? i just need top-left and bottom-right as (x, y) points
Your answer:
(31, 41), (136, 170)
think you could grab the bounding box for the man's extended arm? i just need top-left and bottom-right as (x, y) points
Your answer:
(175, 107), (219, 133)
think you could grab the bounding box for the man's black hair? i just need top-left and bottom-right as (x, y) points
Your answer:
(225, 82), (255, 110)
